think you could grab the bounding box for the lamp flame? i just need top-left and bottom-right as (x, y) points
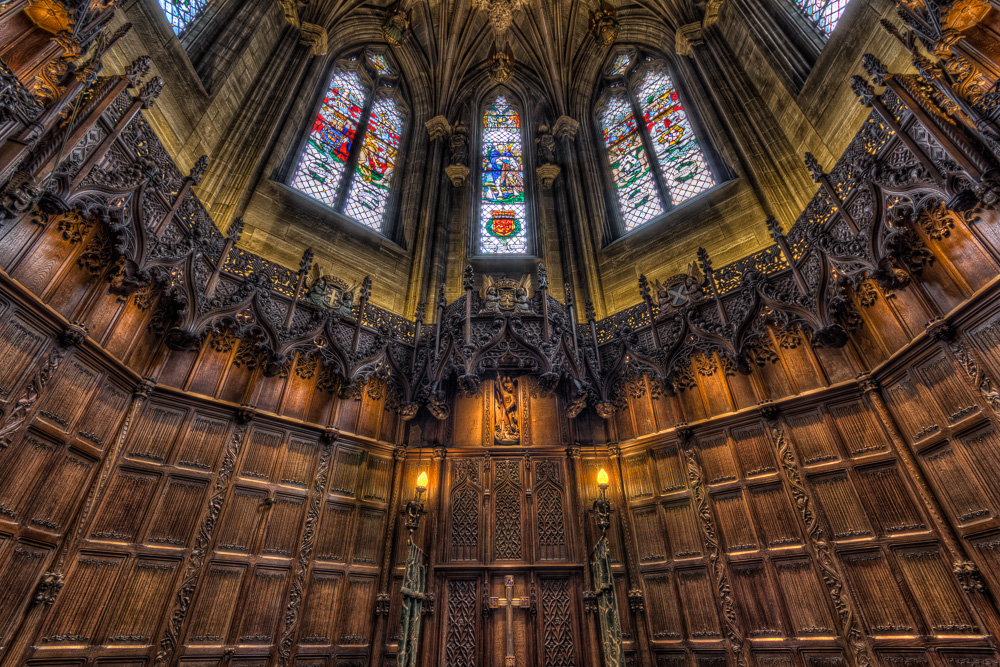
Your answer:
(416, 471), (429, 491)
(597, 468), (609, 488)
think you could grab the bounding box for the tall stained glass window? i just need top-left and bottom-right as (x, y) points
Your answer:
(480, 94), (528, 254)
(791, 0), (849, 36)
(158, 0), (207, 34)
(597, 51), (717, 232)
(290, 50), (407, 234)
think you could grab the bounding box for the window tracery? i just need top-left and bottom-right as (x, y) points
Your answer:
(791, 0), (849, 36)
(158, 0), (208, 33)
(596, 50), (716, 233)
(290, 50), (407, 234)
(479, 93), (528, 255)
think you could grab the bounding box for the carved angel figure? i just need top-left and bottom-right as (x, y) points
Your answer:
(513, 275), (533, 313)
(494, 375), (519, 445)
(480, 275), (502, 314)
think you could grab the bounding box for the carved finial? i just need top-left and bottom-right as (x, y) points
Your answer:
(361, 275), (372, 301)
(190, 155), (209, 185)
(585, 300), (596, 322)
(696, 247), (713, 275)
(537, 263), (549, 290)
(879, 17), (903, 40)
(765, 215), (783, 241)
(415, 300), (426, 321)
(912, 56), (938, 80)
(125, 55), (151, 86)
(438, 282), (447, 308)
(564, 282), (574, 306)
(228, 217), (244, 243)
(299, 247), (314, 274)
(462, 264), (474, 291)
(111, 22), (133, 42)
(638, 273), (652, 306)
(861, 53), (888, 85)
(138, 75), (163, 108)
(850, 75), (875, 106)
(803, 152), (823, 182)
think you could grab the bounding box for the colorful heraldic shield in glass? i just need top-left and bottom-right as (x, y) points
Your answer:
(480, 95), (528, 254)
(345, 93), (405, 230)
(794, 0), (849, 36)
(291, 68), (369, 209)
(158, 0), (208, 34)
(600, 93), (664, 231)
(636, 69), (714, 206)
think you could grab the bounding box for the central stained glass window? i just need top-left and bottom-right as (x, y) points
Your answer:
(290, 51), (406, 233)
(597, 52), (716, 232)
(480, 94), (528, 254)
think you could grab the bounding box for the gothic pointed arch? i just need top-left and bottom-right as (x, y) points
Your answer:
(594, 48), (720, 236)
(289, 47), (409, 237)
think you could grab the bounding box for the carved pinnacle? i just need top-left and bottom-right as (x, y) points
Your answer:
(803, 152), (823, 182)
(438, 282), (447, 308)
(849, 75), (875, 106)
(564, 282), (574, 306)
(299, 247), (314, 274)
(415, 300), (426, 321)
(462, 264), (474, 291)
(189, 155), (209, 185)
(765, 215), (783, 241)
(361, 275), (372, 300)
(696, 247), (713, 275)
(585, 300), (596, 322)
(638, 273), (651, 306)
(125, 55), (152, 86)
(861, 53), (888, 85)
(227, 217), (244, 243)
(138, 76), (164, 108)
(537, 263), (548, 289)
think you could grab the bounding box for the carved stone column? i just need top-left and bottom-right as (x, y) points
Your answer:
(681, 24), (814, 229)
(406, 116), (448, 317)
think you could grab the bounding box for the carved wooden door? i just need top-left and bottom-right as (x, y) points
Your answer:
(435, 453), (583, 667)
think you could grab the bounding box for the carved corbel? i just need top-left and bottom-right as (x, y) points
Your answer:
(134, 377), (156, 399)
(675, 23), (704, 57)
(702, 0), (723, 27)
(321, 427), (340, 444)
(236, 404), (257, 424)
(58, 321), (88, 348)
(536, 163), (560, 188)
(278, 0), (301, 28)
(553, 116), (579, 142)
(299, 23), (328, 56)
(425, 115), (451, 142)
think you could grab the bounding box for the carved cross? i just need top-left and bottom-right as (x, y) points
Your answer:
(488, 575), (530, 666)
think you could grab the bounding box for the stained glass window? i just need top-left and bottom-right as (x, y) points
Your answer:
(480, 95), (528, 254)
(636, 69), (714, 205)
(599, 94), (663, 230)
(598, 54), (717, 233)
(158, 0), (207, 34)
(792, 0), (849, 36)
(290, 54), (407, 234)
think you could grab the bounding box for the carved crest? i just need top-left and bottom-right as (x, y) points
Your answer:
(480, 275), (533, 314)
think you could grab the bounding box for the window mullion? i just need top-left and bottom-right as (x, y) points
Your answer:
(628, 83), (673, 211)
(336, 86), (376, 212)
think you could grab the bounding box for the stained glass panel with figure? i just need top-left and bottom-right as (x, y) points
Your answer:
(290, 69), (369, 209)
(636, 69), (714, 205)
(599, 93), (664, 231)
(344, 94), (405, 230)
(480, 95), (528, 254)
(158, 0), (207, 33)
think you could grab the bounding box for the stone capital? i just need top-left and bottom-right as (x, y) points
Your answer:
(299, 23), (328, 56)
(702, 0), (723, 28)
(425, 115), (452, 141)
(675, 23), (704, 57)
(445, 164), (470, 187)
(553, 116), (579, 142)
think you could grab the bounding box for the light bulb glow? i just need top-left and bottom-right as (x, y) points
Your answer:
(416, 471), (429, 491)
(597, 468), (609, 487)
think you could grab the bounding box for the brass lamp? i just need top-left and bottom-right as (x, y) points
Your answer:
(594, 467), (612, 532)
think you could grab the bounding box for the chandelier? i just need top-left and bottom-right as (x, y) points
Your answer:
(474, 0), (527, 37)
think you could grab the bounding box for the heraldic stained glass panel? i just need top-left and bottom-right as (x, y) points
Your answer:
(793, 0), (849, 36)
(367, 51), (395, 76)
(344, 94), (405, 230)
(636, 69), (714, 206)
(480, 95), (528, 254)
(158, 0), (207, 34)
(607, 52), (633, 76)
(291, 69), (369, 209)
(600, 93), (664, 231)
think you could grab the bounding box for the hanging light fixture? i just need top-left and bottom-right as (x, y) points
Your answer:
(488, 41), (513, 83)
(589, 0), (620, 46)
(594, 467), (612, 532)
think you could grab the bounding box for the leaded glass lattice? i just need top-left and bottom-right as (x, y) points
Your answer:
(480, 95), (528, 254)
(367, 51), (395, 76)
(607, 52), (633, 76)
(636, 69), (714, 205)
(599, 93), (663, 231)
(793, 0), (848, 36)
(291, 69), (368, 208)
(158, 0), (207, 34)
(344, 94), (404, 230)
